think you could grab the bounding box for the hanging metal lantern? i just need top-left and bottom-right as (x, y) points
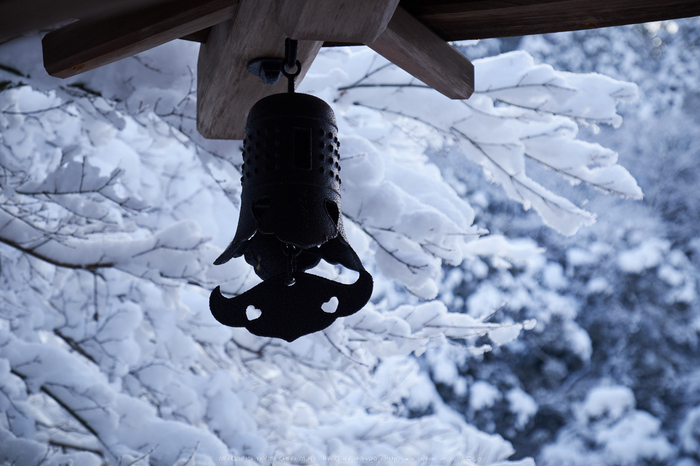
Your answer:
(210, 46), (372, 342)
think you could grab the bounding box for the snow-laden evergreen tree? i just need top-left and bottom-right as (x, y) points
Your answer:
(428, 17), (700, 465)
(0, 30), (640, 464)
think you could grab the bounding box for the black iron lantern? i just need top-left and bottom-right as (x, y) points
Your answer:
(210, 42), (372, 342)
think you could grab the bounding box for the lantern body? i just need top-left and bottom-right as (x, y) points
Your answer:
(210, 93), (372, 342)
(215, 92), (347, 276)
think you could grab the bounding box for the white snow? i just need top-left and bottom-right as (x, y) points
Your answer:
(581, 385), (635, 422)
(680, 406), (700, 454)
(586, 277), (612, 294)
(543, 262), (568, 289)
(617, 238), (670, 273)
(596, 411), (675, 464)
(507, 388), (538, 429)
(470, 381), (502, 411)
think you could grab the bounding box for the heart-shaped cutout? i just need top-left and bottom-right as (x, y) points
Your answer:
(321, 296), (339, 314)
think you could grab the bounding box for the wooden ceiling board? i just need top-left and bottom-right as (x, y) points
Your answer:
(275, 0), (400, 42)
(400, 0), (700, 40)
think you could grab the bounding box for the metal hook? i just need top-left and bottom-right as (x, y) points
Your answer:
(247, 38), (302, 92)
(284, 38), (298, 72)
(283, 38), (300, 93)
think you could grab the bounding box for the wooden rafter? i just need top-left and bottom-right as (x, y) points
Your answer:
(42, 0), (237, 78)
(0, 0), (171, 43)
(369, 6), (474, 100)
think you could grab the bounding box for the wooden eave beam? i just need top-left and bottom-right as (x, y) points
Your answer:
(400, 0), (700, 40)
(0, 0), (171, 43)
(42, 0), (237, 78)
(368, 6), (474, 99)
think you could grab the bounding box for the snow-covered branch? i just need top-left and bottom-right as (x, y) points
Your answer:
(0, 32), (646, 465)
(305, 49), (642, 236)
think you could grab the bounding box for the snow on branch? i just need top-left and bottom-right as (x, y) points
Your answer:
(0, 82), (248, 291)
(0, 35), (641, 464)
(330, 300), (536, 364)
(337, 134), (480, 298)
(311, 48), (642, 236)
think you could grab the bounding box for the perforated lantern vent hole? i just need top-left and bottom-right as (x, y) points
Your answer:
(241, 124), (341, 186)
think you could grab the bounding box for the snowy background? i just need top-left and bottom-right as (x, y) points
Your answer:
(0, 14), (699, 466)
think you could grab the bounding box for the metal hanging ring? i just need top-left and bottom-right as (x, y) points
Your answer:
(282, 60), (302, 79)
(282, 59), (302, 93)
